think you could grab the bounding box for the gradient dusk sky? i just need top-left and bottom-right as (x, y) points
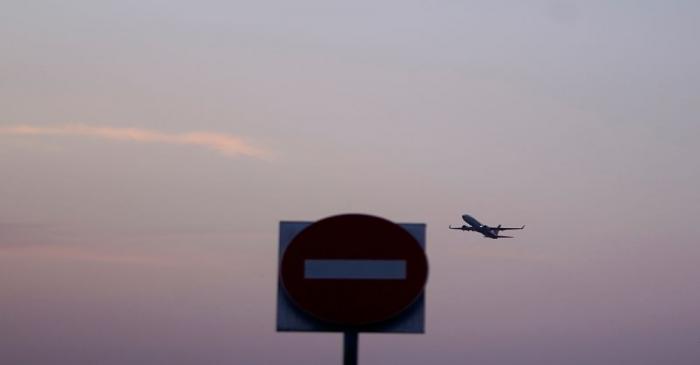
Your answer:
(2, 1), (699, 364)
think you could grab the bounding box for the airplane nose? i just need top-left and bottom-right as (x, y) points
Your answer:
(461, 214), (480, 226)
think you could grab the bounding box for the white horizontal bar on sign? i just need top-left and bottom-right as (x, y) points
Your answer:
(304, 259), (406, 280)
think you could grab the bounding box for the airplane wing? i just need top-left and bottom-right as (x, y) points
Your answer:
(449, 225), (475, 231)
(496, 235), (514, 238)
(494, 225), (525, 231)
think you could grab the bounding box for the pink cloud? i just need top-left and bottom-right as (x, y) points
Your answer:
(0, 124), (270, 159)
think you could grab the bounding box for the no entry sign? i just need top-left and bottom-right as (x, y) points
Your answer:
(278, 214), (428, 328)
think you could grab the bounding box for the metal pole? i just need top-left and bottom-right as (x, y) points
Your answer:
(343, 331), (358, 365)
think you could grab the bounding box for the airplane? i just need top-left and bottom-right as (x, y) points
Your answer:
(449, 214), (525, 239)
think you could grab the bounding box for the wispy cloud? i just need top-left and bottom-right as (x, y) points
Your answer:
(0, 124), (270, 159)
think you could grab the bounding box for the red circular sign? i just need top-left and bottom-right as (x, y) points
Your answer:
(280, 214), (428, 326)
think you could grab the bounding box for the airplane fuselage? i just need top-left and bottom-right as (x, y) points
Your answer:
(462, 214), (500, 238)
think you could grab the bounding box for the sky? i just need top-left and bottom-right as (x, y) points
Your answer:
(1, 1), (699, 364)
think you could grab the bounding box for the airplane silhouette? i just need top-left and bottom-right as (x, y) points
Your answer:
(449, 214), (525, 239)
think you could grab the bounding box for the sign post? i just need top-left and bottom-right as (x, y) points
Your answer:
(344, 331), (358, 365)
(277, 214), (428, 364)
